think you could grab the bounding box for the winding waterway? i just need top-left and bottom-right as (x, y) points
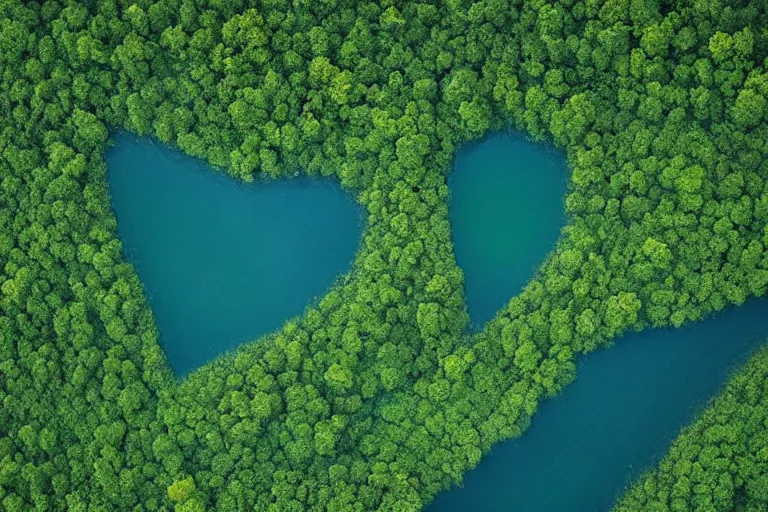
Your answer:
(428, 300), (767, 511)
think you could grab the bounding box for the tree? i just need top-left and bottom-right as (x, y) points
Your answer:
(731, 88), (766, 129)
(168, 476), (196, 503)
(3, 0), (768, 509)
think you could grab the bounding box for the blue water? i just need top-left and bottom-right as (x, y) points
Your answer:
(437, 132), (768, 511)
(449, 132), (567, 327)
(107, 129), (766, 510)
(428, 300), (768, 512)
(106, 132), (363, 376)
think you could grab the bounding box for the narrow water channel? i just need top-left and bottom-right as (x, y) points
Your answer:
(428, 300), (767, 511)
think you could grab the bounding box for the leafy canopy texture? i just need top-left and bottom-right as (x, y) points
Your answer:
(1, 0), (768, 510)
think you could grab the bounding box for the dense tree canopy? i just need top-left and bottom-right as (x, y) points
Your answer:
(1, 0), (768, 510)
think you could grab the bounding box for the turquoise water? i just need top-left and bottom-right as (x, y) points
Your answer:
(429, 301), (768, 511)
(448, 132), (567, 327)
(437, 132), (768, 511)
(108, 129), (767, 510)
(106, 132), (363, 376)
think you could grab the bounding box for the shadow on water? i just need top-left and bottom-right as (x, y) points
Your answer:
(106, 132), (363, 376)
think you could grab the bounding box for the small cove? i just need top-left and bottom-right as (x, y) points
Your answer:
(448, 132), (568, 328)
(106, 132), (363, 376)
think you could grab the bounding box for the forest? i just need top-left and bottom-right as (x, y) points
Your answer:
(1, 0), (768, 510)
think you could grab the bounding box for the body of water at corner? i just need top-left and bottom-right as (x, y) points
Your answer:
(106, 132), (363, 377)
(428, 300), (768, 512)
(448, 131), (568, 328)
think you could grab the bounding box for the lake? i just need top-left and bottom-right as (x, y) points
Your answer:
(108, 130), (767, 511)
(433, 136), (768, 512)
(106, 132), (363, 376)
(448, 132), (568, 328)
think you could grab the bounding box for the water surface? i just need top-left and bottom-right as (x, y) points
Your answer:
(428, 300), (768, 511)
(107, 132), (362, 376)
(108, 130), (765, 511)
(439, 132), (767, 511)
(449, 132), (567, 327)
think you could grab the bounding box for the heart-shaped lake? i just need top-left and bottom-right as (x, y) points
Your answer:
(107, 132), (363, 376)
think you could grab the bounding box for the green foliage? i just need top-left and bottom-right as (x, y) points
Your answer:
(1, 0), (767, 510)
(167, 476), (196, 503)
